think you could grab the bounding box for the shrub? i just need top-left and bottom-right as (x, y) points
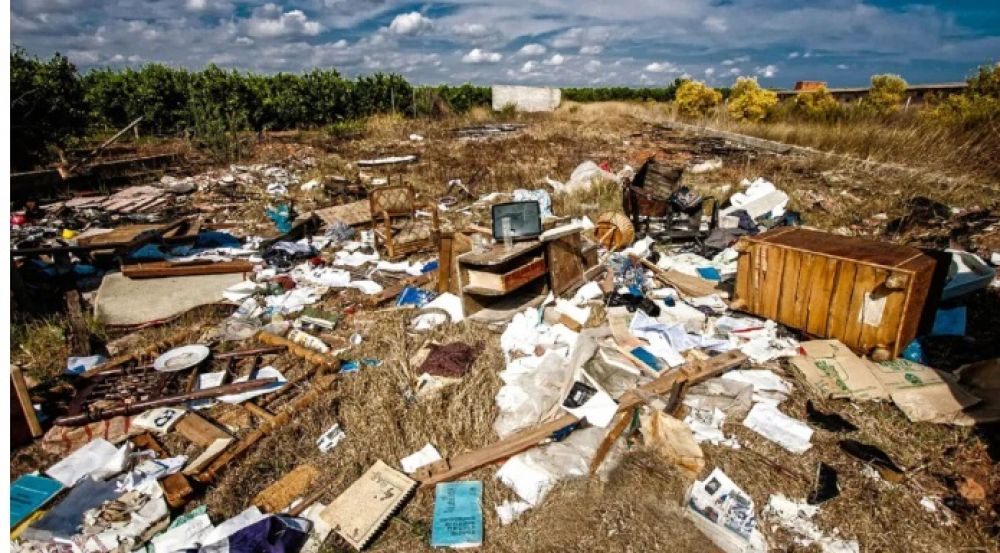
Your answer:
(726, 77), (778, 121)
(674, 80), (722, 118)
(924, 64), (1000, 128)
(864, 74), (908, 115)
(794, 86), (842, 120)
(11, 47), (87, 170)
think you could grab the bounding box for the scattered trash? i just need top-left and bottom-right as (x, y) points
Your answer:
(401, 443), (443, 474)
(686, 468), (767, 553)
(320, 460), (416, 550)
(765, 494), (859, 553)
(316, 423), (346, 453)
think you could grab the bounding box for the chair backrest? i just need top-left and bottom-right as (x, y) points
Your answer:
(369, 185), (415, 217)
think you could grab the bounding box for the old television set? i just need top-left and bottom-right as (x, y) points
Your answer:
(491, 201), (542, 241)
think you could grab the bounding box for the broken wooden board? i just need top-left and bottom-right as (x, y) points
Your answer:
(253, 464), (321, 513)
(122, 260), (254, 279)
(175, 411), (231, 447)
(418, 350), (747, 487)
(182, 437), (233, 476)
(314, 200), (372, 227)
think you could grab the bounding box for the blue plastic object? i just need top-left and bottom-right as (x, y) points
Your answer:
(696, 267), (722, 281)
(902, 339), (928, 365)
(266, 204), (293, 234)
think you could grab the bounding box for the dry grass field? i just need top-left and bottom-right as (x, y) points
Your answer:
(11, 102), (1000, 552)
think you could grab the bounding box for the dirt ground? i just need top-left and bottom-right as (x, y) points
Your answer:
(11, 102), (1000, 552)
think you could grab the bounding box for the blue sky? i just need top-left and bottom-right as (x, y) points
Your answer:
(10, 0), (1000, 87)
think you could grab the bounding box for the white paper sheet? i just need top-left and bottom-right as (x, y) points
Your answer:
(400, 443), (443, 474)
(742, 403), (813, 454)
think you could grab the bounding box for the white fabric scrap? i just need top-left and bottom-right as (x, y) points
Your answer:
(46, 438), (129, 487)
(742, 403), (813, 454)
(413, 292), (465, 330)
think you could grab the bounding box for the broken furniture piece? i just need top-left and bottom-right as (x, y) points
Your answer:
(458, 240), (549, 316)
(732, 227), (939, 359)
(625, 159), (718, 247)
(369, 185), (440, 260)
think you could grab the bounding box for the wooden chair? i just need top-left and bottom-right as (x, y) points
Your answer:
(369, 185), (439, 260)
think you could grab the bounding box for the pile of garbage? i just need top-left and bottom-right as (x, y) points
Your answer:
(10, 151), (1000, 553)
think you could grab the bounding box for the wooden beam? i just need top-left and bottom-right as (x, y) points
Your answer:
(122, 260), (254, 279)
(418, 350), (746, 487)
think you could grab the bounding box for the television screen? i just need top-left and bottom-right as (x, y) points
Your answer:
(491, 201), (542, 240)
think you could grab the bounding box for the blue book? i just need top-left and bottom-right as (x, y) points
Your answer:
(11, 474), (63, 528)
(431, 481), (483, 548)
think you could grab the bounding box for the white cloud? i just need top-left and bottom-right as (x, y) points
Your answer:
(722, 55), (750, 66)
(584, 59), (602, 73)
(755, 64), (779, 78)
(521, 60), (537, 73)
(388, 11), (433, 35)
(579, 45), (603, 55)
(544, 53), (565, 66)
(461, 48), (502, 64)
(184, 0), (231, 13)
(704, 67), (715, 76)
(837, 64), (849, 70)
(644, 61), (680, 73)
(787, 51), (800, 59)
(803, 51), (813, 58)
(245, 4), (323, 38)
(703, 16), (727, 33)
(729, 67), (741, 75)
(518, 43), (546, 56)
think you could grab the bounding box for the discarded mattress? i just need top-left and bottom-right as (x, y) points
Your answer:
(95, 272), (246, 325)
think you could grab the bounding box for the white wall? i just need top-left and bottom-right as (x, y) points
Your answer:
(491, 85), (561, 112)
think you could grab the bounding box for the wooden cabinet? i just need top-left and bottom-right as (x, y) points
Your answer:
(733, 228), (938, 359)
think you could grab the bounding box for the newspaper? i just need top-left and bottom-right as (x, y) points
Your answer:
(686, 468), (768, 553)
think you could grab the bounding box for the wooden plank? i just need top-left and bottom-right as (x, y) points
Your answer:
(64, 289), (91, 356)
(252, 464), (320, 513)
(638, 258), (727, 299)
(418, 351), (747, 487)
(805, 257), (839, 337)
(589, 410), (633, 475)
(546, 232), (585, 296)
(175, 411), (231, 447)
(859, 268), (890, 352)
(843, 264), (878, 351)
(437, 234), (454, 294)
(122, 260), (254, 278)
(826, 261), (857, 340)
(760, 246), (787, 320)
(457, 240), (545, 266)
(465, 257), (547, 294)
(777, 248), (802, 324)
(734, 247), (751, 305)
(792, 254), (823, 330)
(11, 366), (43, 443)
